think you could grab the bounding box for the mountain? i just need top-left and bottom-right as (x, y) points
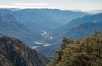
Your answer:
(0, 9), (87, 29)
(0, 13), (42, 47)
(65, 13), (102, 39)
(49, 13), (102, 57)
(67, 21), (102, 39)
(0, 36), (49, 66)
(62, 13), (102, 30)
(56, 13), (102, 39)
(0, 8), (87, 34)
(0, 8), (87, 57)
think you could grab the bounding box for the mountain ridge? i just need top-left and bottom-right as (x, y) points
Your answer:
(0, 36), (49, 66)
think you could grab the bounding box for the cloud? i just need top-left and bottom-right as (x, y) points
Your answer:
(13, 3), (49, 6)
(0, 2), (49, 9)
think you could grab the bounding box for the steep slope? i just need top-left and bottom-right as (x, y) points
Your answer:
(48, 32), (102, 66)
(65, 13), (102, 29)
(0, 13), (43, 46)
(56, 13), (102, 39)
(67, 21), (102, 39)
(0, 36), (49, 66)
(66, 13), (102, 39)
(0, 52), (14, 66)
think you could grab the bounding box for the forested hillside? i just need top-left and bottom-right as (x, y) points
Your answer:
(48, 32), (102, 66)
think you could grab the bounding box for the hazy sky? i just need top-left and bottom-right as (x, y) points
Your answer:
(0, 0), (102, 11)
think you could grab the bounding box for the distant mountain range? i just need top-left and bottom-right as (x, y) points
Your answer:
(0, 8), (102, 57)
(0, 36), (49, 66)
(64, 13), (102, 39)
(0, 9), (87, 28)
(0, 8), (87, 57)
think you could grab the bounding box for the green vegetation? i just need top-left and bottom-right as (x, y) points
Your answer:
(48, 32), (102, 66)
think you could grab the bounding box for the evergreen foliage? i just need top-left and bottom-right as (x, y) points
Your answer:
(48, 32), (102, 66)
